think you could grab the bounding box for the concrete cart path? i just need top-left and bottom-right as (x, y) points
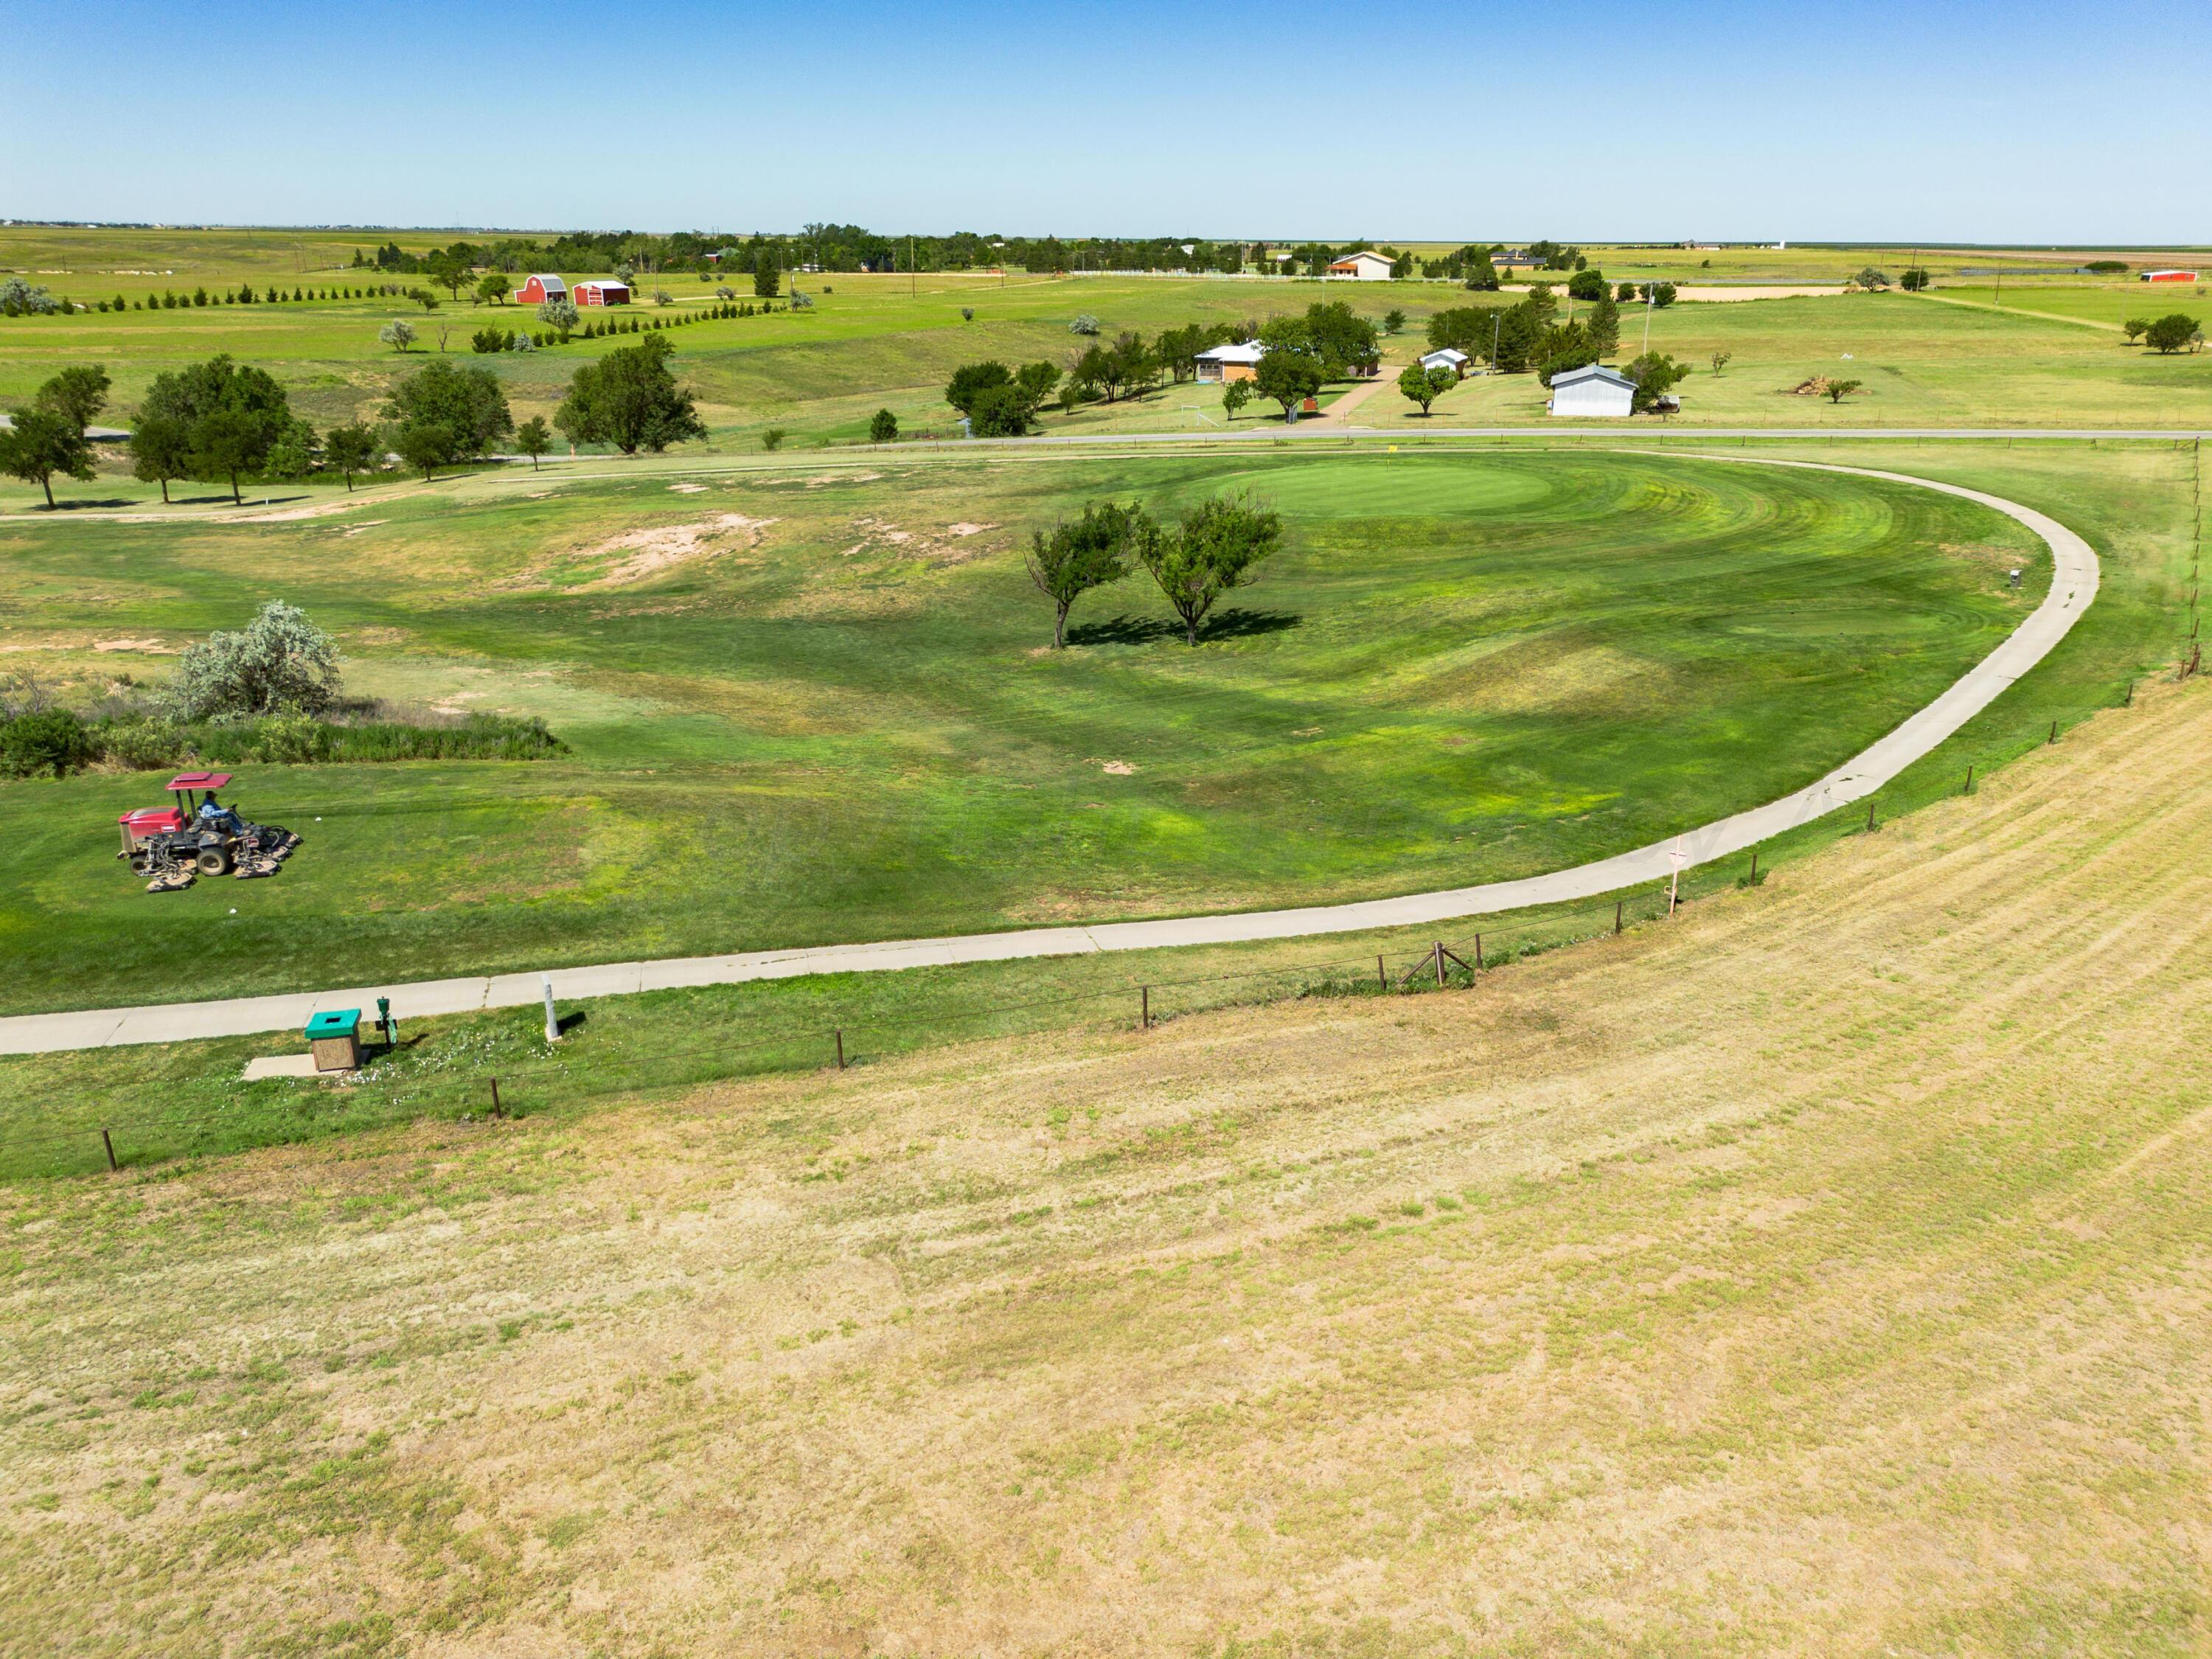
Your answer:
(0, 453), (2098, 1057)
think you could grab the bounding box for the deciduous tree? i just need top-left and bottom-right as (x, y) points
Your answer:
(33, 365), (111, 437)
(0, 407), (94, 508)
(554, 334), (707, 454)
(1623, 352), (1690, 414)
(323, 422), (380, 490)
(380, 319), (417, 352)
(1137, 494), (1282, 646)
(393, 419), (456, 481)
(513, 416), (552, 470)
(1251, 347), (1324, 420)
(2144, 313), (2201, 354)
(1027, 500), (1145, 646)
(384, 359), (513, 458)
(1396, 361), (1458, 414)
(129, 413), (194, 503)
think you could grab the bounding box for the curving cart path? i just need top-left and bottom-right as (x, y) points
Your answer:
(0, 453), (2099, 1056)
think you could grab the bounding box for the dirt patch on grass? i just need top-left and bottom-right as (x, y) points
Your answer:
(840, 515), (998, 567)
(91, 637), (170, 654)
(514, 513), (780, 589)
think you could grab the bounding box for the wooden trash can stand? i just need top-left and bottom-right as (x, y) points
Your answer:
(306, 1009), (363, 1073)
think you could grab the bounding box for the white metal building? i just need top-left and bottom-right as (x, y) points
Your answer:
(1326, 251), (1395, 282)
(1547, 363), (1638, 418)
(1419, 347), (1470, 378)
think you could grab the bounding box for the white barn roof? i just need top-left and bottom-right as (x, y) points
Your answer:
(1550, 364), (1636, 390)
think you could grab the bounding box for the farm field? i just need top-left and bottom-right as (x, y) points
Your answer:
(4, 228), (2212, 467)
(0, 446), (2070, 1016)
(3, 669), (2207, 1655)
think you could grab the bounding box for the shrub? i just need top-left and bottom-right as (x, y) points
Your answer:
(762, 427), (786, 451)
(167, 601), (342, 720)
(869, 408), (899, 443)
(1069, 313), (1101, 335)
(0, 709), (96, 778)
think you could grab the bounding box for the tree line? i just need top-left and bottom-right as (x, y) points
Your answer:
(942, 302), (1388, 435)
(0, 336), (709, 507)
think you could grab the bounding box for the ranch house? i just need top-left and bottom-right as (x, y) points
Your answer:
(576, 279), (631, 306)
(1419, 347), (1471, 379)
(1327, 251), (1395, 282)
(515, 274), (567, 305)
(1195, 341), (1267, 383)
(1547, 363), (1638, 418)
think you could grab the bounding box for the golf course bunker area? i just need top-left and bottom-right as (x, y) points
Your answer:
(0, 448), (2050, 1013)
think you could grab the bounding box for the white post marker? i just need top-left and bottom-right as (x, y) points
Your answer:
(542, 975), (560, 1043)
(1667, 836), (1687, 916)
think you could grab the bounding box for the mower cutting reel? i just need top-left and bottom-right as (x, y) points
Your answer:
(116, 771), (302, 893)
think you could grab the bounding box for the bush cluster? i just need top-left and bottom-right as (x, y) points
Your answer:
(0, 707), (564, 779)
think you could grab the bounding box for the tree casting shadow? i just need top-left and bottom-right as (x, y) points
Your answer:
(1065, 607), (1301, 647)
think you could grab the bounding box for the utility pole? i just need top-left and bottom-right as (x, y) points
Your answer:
(1641, 288), (1655, 353)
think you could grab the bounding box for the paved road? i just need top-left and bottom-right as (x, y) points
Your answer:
(0, 452), (2101, 1056)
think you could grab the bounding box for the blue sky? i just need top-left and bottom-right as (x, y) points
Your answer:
(4, 0), (2204, 242)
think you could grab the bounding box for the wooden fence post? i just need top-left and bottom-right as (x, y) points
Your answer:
(2048, 719), (2058, 745)
(490, 1077), (502, 1119)
(102, 1128), (118, 1173)
(1141, 986), (1150, 1029)
(1474, 933), (1484, 971)
(1865, 800), (1877, 832)
(1433, 942), (1446, 987)
(1749, 850), (1759, 883)
(1964, 764), (1975, 795)
(834, 1029), (846, 1070)
(1614, 900), (1624, 935)
(1376, 953), (1387, 992)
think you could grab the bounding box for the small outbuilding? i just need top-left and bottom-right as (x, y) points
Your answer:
(1547, 363), (1639, 418)
(1195, 340), (1267, 383)
(576, 279), (631, 307)
(516, 274), (568, 305)
(2140, 268), (2199, 283)
(1327, 251), (1395, 282)
(1419, 347), (1471, 380)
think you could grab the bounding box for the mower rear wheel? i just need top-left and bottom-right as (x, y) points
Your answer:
(195, 846), (232, 877)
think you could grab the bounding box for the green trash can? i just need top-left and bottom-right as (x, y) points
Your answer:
(305, 1009), (362, 1073)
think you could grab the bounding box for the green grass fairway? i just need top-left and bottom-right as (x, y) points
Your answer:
(0, 448), (2048, 1014)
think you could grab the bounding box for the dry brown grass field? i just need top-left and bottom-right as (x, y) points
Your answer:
(4, 678), (2211, 1656)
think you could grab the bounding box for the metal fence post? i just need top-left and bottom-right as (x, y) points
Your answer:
(102, 1129), (118, 1172)
(1141, 986), (1150, 1029)
(834, 1029), (846, 1070)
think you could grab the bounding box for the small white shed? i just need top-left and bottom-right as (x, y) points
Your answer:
(1419, 347), (1470, 379)
(1548, 363), (1638, 418)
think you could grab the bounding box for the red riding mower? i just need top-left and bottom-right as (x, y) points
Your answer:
(116, 771), (302, 893)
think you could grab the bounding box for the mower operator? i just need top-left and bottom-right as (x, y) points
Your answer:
(198, 793), (246, 836)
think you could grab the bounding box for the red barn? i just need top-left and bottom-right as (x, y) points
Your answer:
(515, 274), (567, 305)
(575, 279), (631, 307)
